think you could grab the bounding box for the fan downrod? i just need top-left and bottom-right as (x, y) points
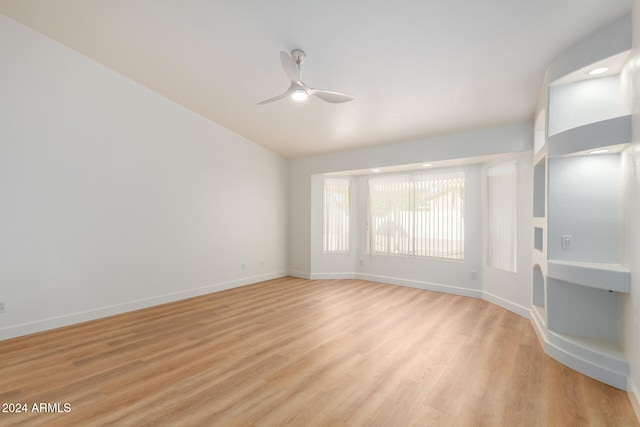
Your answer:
(291, 49), (306, 65)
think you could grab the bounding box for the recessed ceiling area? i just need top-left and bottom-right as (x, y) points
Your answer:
(325, 153), (519, 176)
(0, 1), (632, 158)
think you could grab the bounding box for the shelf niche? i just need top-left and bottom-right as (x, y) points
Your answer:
(546, 278), (619, 341)
(534, 227), (543, 251)
(548, 74), (628, 138)
(532, 264), (545, 308)
(533, 160), (546, 218)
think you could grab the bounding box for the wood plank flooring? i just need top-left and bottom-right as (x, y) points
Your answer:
(0, 277), (638, 426)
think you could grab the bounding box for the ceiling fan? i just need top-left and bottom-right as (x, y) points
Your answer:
(257, 49), (354, 105)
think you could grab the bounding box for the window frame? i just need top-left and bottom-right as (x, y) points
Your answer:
(322, 178), (351, 253)
(367, 170), (465, 261)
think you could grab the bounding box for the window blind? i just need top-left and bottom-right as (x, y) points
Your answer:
(323, 178), (351, 253)
(486, 162), (517, 272)
(368, 170), (464, 260)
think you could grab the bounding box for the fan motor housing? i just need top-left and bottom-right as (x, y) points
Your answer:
(291, 49), (306, 64)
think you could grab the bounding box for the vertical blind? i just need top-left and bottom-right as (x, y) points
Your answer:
(486, 162), (517, 272)
(368, 170), (465, 260)
(323, 178), (351, 252)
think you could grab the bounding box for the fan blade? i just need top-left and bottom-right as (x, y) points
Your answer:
(310, 89), (354, 103)
(280, 51), (301, 82)
(257, 90), (290, 105)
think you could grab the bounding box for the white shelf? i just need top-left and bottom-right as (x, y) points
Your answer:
(532, 217), (546, 228)
(531, 302), (629, 390)
(547, 259), (630, 293)
(545, 329), (629, 389)
(533, 138), (547, 164)
(532, 250), (545, 270)
(547, 115), (631, 158)
(555, 332), (626, 363)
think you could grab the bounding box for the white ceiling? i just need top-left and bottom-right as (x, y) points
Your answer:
(0, 1), (632, 159)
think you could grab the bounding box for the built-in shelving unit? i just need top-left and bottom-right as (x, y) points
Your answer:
(531, 110), (548, 329)
(530, 15), (632, 390)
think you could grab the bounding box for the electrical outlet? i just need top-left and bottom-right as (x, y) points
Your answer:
(261, 261), (265, 268)
(561, 235), (572, 249)
(241, 263), (246, 271)
(0, 301), (6, 313)
(470, 271), (478, 280)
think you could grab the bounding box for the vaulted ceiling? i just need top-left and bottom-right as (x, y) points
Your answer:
(0, 1), (632, 158)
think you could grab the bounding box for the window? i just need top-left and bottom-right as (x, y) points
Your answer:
(323, 178), (351, 252)
(486, 161), (517, 272)
(368, 170), (465, 260)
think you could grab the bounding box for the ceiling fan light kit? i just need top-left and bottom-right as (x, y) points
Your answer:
(257, 49), (354, 105)
(291, 89), (308, 101)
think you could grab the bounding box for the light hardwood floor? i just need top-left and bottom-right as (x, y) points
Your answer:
(0, 277), (638, 426)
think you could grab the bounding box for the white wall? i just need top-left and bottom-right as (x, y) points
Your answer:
(289, 123), (533, 308)
(481, 152), (533, 317)
(621, 0), (640, 412)
(309, 175), (358, 278)
(0, 16), (288, 340)
(548, 154), (621, 263)
(288, 161), (313, 278)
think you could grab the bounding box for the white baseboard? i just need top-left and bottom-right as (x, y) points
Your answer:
(309, 272), (356, 280)
(286, 270), (311, 279)
(299, 273), (529, 320)
(628, 377), (640, 423)
(530, 308), (628, 390)
(0, 271), (287, 341)
(544, 337), (628, 390)
(354, 273), (482, 298)
(530, 305), (547, 347)
(482, 291), (531, 319)
(286, 271), (482, 299)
